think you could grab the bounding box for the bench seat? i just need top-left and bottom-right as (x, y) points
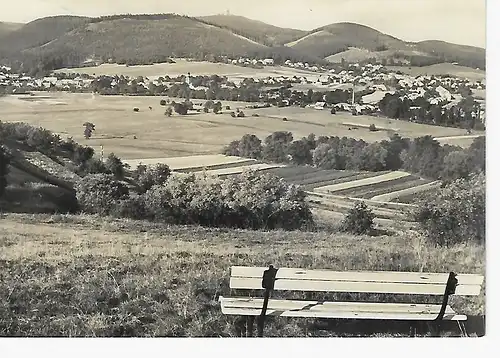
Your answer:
(219, 296), (467, 321)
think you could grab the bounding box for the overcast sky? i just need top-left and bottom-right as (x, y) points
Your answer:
(0, 0), (487, 48)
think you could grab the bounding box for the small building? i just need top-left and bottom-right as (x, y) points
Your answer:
(314, 101), (327, 110)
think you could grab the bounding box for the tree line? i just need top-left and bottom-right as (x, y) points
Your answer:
(222, 131), (485, 182)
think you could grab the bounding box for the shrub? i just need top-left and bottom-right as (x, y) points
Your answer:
(237, 111), (245, 118)
(160, 99), (167, 106)
(110, 195), (147, 220)
(340, 202), (375, 235)
(105, 153), (126, 180)
(79, 158), (110, 176)
(369, 124), (377, 132)
(133, 107), (140, 112)
(221, 170), (313, 230)
(75, 174), (129, 215)
(415, 172), (485, 246)
(134, 163), (171, 193)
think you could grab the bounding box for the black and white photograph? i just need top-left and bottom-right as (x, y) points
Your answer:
(0, 0), (492, 348)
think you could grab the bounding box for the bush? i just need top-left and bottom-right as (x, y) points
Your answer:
(134, 163), (171, 193)
(369, 124), (377, 132)
(415, 172), (485, 246)
(340, 202), (375, 235)
(160, 99), (167, 106)
(105, 153), (126, 180)
(75, 174), (129, 215)
(78, 158), (109, 176)
(133, 107), (140, 112)
(110, 195), (147, 220)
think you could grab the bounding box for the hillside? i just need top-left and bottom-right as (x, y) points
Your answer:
(0, 14), (485, 70)
(286, 22), (485, 69)
(0, 22), (24, 37)
(0, 16), (89, 55)
(198, 14), (307, 46)
(286, 22), (408, 59)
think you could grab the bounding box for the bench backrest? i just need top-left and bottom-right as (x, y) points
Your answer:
(229, 266), (484, 296)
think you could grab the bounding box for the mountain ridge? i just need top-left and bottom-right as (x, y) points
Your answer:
(0, 14), (485, 71)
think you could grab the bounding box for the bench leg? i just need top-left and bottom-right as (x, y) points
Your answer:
(457, 321), (468, 337)
(246, 316), (255, 337)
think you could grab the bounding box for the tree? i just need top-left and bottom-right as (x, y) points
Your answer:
(173, 102), (188, 115)
(401, 136), (445, 179)
(83, 122), (95, 139)
(164, 106), (173, 117)
(238, 134), (262, 159)
(105, 152), (126, 180)
(340, 202), (375, 235)
(213, 101), (223, 114)
(262, 131), (294, 163)
(357, 142), (388, 171)
(221, 140), (240, 156)
(0, 146), (9, 197)
(288, 139), (313, 165)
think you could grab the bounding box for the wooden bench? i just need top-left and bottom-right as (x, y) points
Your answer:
(218, 265), (484, 337)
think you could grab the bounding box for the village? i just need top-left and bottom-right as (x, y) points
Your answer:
(0, 57), (486, 125)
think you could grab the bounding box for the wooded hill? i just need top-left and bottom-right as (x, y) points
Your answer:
(0, 14), (485, 71)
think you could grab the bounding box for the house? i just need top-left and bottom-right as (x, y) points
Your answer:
(262, 58), (275, 66)
(314, 101), (327, 110)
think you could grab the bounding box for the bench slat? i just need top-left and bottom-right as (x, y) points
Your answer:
(219, 297), (457, 314)
(230, 277), (482, 295)
(219, 297), (466, 321)
(231, 266), (484, 286)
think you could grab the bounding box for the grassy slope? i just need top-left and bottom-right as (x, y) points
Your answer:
(0, 213), (485, 337)
(198, 15), (307, 46)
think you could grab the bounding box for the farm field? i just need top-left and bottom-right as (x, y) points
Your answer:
(386, 64), (486, 81)
(54, 59), (323, 84)
(0, 213), (485, 337)
(0, 92), (476, 162)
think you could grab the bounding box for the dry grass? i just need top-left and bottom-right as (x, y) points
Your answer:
(0, 213), (485, 337)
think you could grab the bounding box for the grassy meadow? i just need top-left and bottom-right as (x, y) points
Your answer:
(0, 92), (473, 161)
(0, 213), (485, 337)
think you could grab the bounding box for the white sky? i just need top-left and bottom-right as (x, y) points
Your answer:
(0, 0), (487, 48)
